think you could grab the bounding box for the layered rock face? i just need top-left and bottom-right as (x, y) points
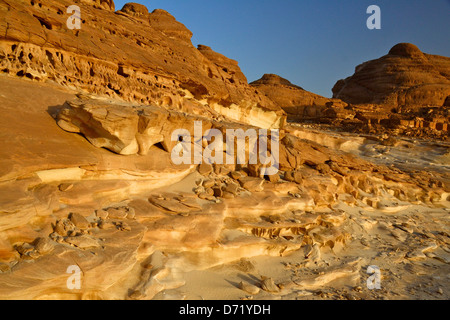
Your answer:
(251, 74), (352, 122)
(0, 0), (285, 128)
(332, 43), (450, 107)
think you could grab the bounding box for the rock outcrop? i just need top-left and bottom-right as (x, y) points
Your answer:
(148, 9), (193, 44)
(332, 43), (450, 107)
(251, 48), (449, 140)
(0, 0), (285, 129)
(1, 77), (448, 299)
(251, 74), (352, 122)
(81, 0), (115, 11)
(0, 2), (449, 302)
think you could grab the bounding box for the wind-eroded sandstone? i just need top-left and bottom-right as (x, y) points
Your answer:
(1, 74), (448, 299)
(251, 74), (351, 122)
(332, 43), (450, 107)
(0, 1), (449, 301)
(0, 0), (285, 129)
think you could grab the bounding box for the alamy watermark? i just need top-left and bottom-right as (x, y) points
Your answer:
(367, 265), (381, 290)
(66, 5), (81, 30)
(171, 121), (280, 176)
(367, 5), (381, 30)
(66, 265), (82, 290)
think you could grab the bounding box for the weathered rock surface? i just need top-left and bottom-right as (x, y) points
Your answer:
(0, 75), (449, 300)
(251, 74), (351, 122)
(0, 1), (449, 302)
(118, 2), (149, 21)
(251, 45), (449, 140)
(332, 43), (450, 107)
(0, 0), (285, 129)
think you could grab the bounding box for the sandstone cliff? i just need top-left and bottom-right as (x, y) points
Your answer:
(0, 0), (285, 128)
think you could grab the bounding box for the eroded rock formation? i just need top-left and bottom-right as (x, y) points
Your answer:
(251, 44), (450, 140)
(250, 74), (352, 122)
(0, 0), (285, 129)
(0, 1), (449, 301)
(332, 43), (450, 107)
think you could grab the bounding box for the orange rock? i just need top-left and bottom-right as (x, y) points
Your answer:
(332, 43), (450, 107)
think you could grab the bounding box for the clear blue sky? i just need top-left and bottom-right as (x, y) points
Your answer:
(114, 0), (450, 97)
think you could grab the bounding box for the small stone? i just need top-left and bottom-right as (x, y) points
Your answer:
(391, 229), (407, 242)
(293, 171), (303, 184)
(205, 188), (214, 196)
(198, 192), (210, 200)
(16, 243), (34, 256)
(360, 238), (370, 247)
(268, 215), (282, 224)
(198, 162), (213, 176)
(129, 290), (144, 300)
(219, 166), (232, 176)
(406, 250), (427, 260)
(345, 293), (358, 300)
(67, 229), (81, 237)
(247, 164), (261, 177)
(284, 171), (294, 182)
(222, 191), (235, 199)
(194, 186), (205, 194)
(0, 263), (10, 273)
(54, 218), (76, 236)
(261, 278), (280, 293)
(239, 282), (260, 295)
(224, 183), (239, 195)
(69, 212), (90, 229)
(353, 286), (363, 293)
(65, 235), (101, 249)
(238, 176), (265, 192)
(203, 180), (215, 189)
(316, 163), (331, 174)
(25, 250), (41, 259)
(437, 287), (443, 295)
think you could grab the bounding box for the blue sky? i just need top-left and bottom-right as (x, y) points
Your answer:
(114, 0), (450, 97)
